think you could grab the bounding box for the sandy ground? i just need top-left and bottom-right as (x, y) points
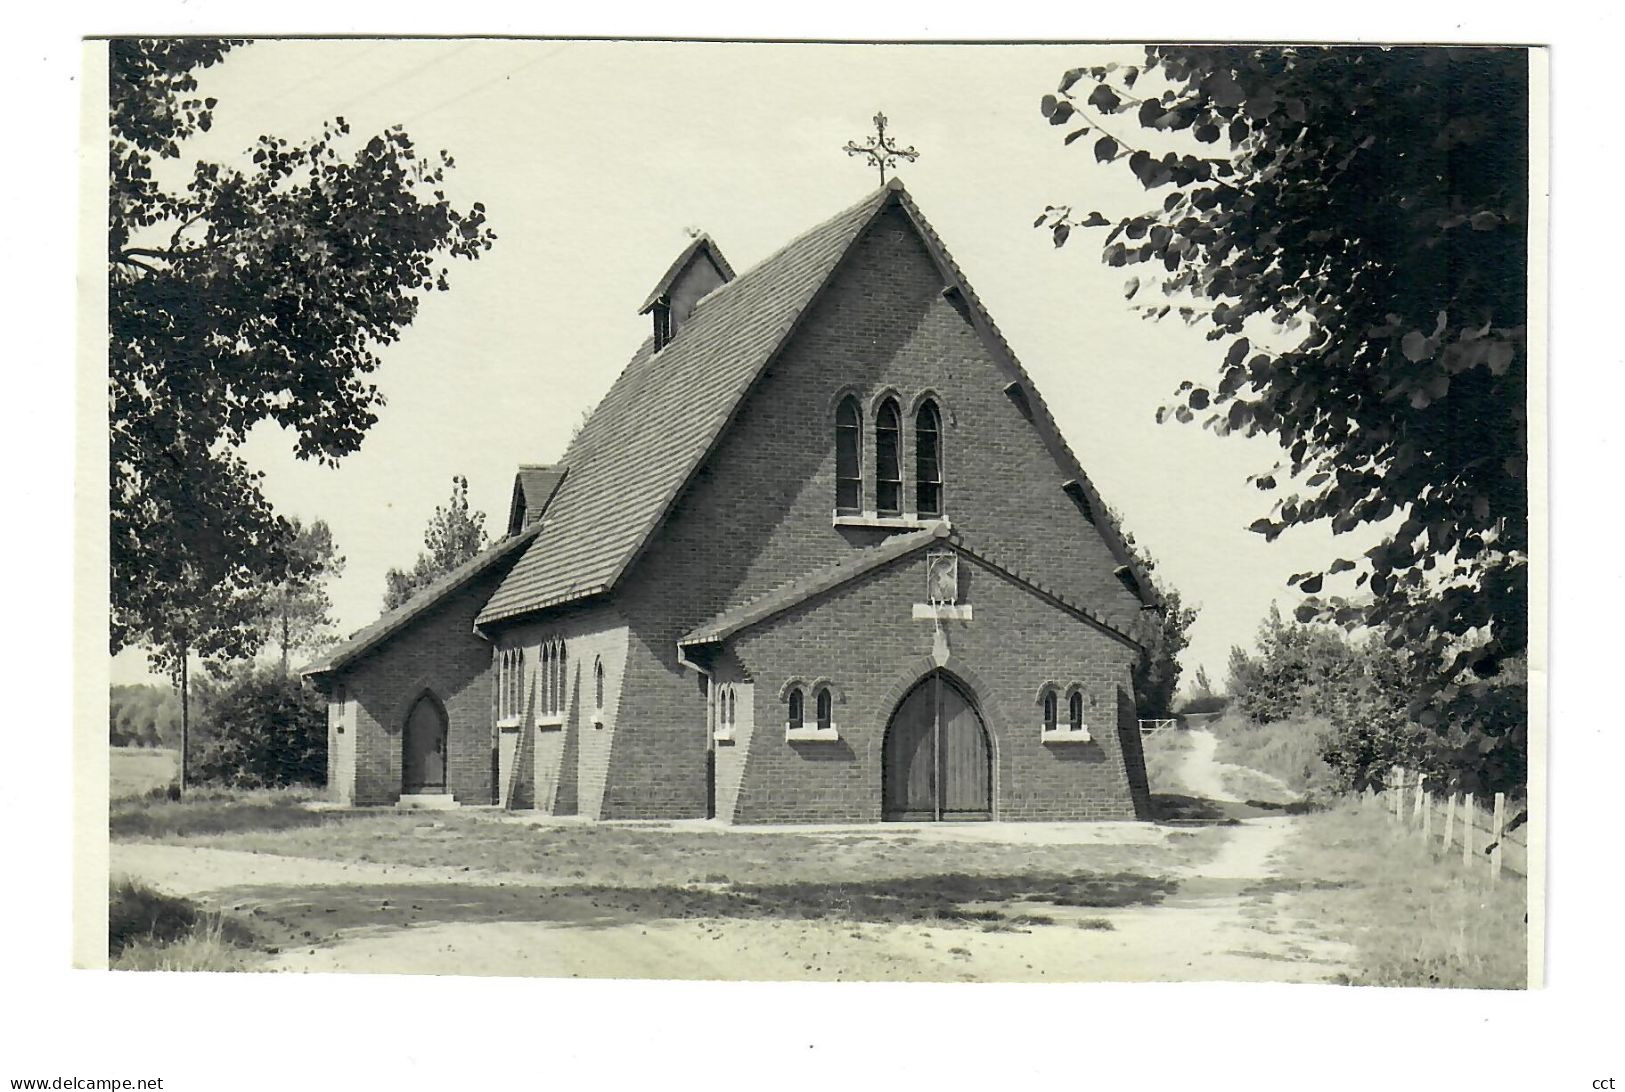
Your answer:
(111, 732), (1350, 983)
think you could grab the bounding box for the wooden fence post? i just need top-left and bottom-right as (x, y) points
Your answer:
(1422, 788), (1433, 844)
(1462, 792), (1475, 867)
(1412, 774), (1427, 835)
(1393, 766), (1406, 822)
(1491, 792), (1506, 883)
(1442, 792), (1455, 851)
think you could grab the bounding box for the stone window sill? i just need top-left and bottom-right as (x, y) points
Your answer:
(785, 725), (840, 743)
(713, 726), (735, 742)
(832, 512), (950, 532)
(535, 715), (564, 731)
(1041, 726), (1092, 744)
(497, 716), (522, 731)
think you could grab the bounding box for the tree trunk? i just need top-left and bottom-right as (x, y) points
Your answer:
(178, 644), (190, 796)
(279, 600), (290, 678)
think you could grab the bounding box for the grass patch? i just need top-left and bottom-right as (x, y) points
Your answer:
(148, 811), (1222, 889)
(1268, 798), (1527, 988)
(109, 878), (262, 972)
(110, 747), (179, 799)
(1209, 713), (1334, 795)
(1141, 728), (1197, 795)
(111, 785), (340, 840)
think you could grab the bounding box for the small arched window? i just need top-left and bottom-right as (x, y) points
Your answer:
(835, 395), (862, 514)
(1042, 688), (1058, 732)
(788, 689), (804, 730)
(1069, 690), (1084, 731)
(815, 687), (832, 731)
(916, 400), (942, 517)
(593, 656), (605, 713)
(876, 398), (902, 515)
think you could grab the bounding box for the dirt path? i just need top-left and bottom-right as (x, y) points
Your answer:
(112, 738), (1349, 982)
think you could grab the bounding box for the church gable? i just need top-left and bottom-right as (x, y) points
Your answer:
(615, 193), (1148, 641)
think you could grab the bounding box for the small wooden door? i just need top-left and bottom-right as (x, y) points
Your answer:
(882, 672), (991, 821)
(403, 694), (447, 794)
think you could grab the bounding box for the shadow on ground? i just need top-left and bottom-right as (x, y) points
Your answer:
(1152, 793), (1316, 824)
(198, 869), (1183, 954)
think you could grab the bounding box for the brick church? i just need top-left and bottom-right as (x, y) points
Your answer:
(304, 179), (1156, 823)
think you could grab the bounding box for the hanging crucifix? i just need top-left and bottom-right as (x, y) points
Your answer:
(843, 112), (920, 184)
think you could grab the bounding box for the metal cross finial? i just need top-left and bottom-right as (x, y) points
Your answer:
(843, 111), (919, 184)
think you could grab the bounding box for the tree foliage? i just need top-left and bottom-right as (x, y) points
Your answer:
(256, 518), (345, 675)
(383, 475), (490, 611)
(1226, 604), (1523, 795)
(1104, 507), (1198, 717)
(1038, 47), (1528, 699)
(110, 38), (496, 666)
(109, 684), (181, 747)
(193, 664), (326, 788)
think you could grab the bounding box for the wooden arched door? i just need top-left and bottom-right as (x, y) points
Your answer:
(882, 671), (991, 821)
(403, 693), (448, 794)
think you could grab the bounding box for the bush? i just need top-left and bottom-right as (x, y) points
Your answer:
(1225, 605), (1527, 798)
(194, 664), (326, 788)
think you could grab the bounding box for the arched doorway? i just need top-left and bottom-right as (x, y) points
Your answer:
(403, 693), (448, 794)
(882, 671), (991, 821)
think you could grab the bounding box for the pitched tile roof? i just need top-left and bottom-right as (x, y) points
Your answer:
(300, 521), (545, 677)
(478, 178), (1157, 628)
(679, 524), (949, 647)
(476, 183), (896, 626)
(676, 523), (1143, 651)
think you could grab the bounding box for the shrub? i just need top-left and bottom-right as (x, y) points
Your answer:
(194, 664), (326, 788)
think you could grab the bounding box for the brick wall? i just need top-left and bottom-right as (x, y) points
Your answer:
(598, 201), (1146, 821)
(724, 547), (1145, 824)
(328, 569), (507, 807)
(491, 604), (631, 819)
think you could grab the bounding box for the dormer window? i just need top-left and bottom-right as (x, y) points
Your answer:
(652, 300), (674, 351)
(639, 233), (734, 353)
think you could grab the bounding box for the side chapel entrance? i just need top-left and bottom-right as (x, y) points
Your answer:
(403, 693), (448, 794)
(882, 671), (991, 821)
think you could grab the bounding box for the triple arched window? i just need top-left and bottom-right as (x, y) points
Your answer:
(497, 647), (525, 724)
(536, 637), (566, 721)
(834, 393), (944, 518)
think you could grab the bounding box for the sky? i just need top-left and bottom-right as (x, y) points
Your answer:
(109, 38), (1389, 688)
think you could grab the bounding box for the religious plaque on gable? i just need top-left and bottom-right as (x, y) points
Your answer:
(926, 550), (958, 605)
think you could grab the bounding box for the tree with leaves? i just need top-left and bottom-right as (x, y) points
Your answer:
(383, 475), (491, 611)
(1036, 48), (1528, 712)
(1102, 507), (1198, 717)
(257, 518), (345, 676)
(109, 39), (495, 789)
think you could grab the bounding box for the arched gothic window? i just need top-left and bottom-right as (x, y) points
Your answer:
(788, 689), (804, 730)
(498, 647), (526, 722)
(876, 398), (902, 515)
(535, 638), (566, 720)
(1069, 690), (1084, 731)
(915, 400), (943, 517)
(1042, 688), (1058, 732)
(835, 395), (862, 513)
(815, 687), (832, 731)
